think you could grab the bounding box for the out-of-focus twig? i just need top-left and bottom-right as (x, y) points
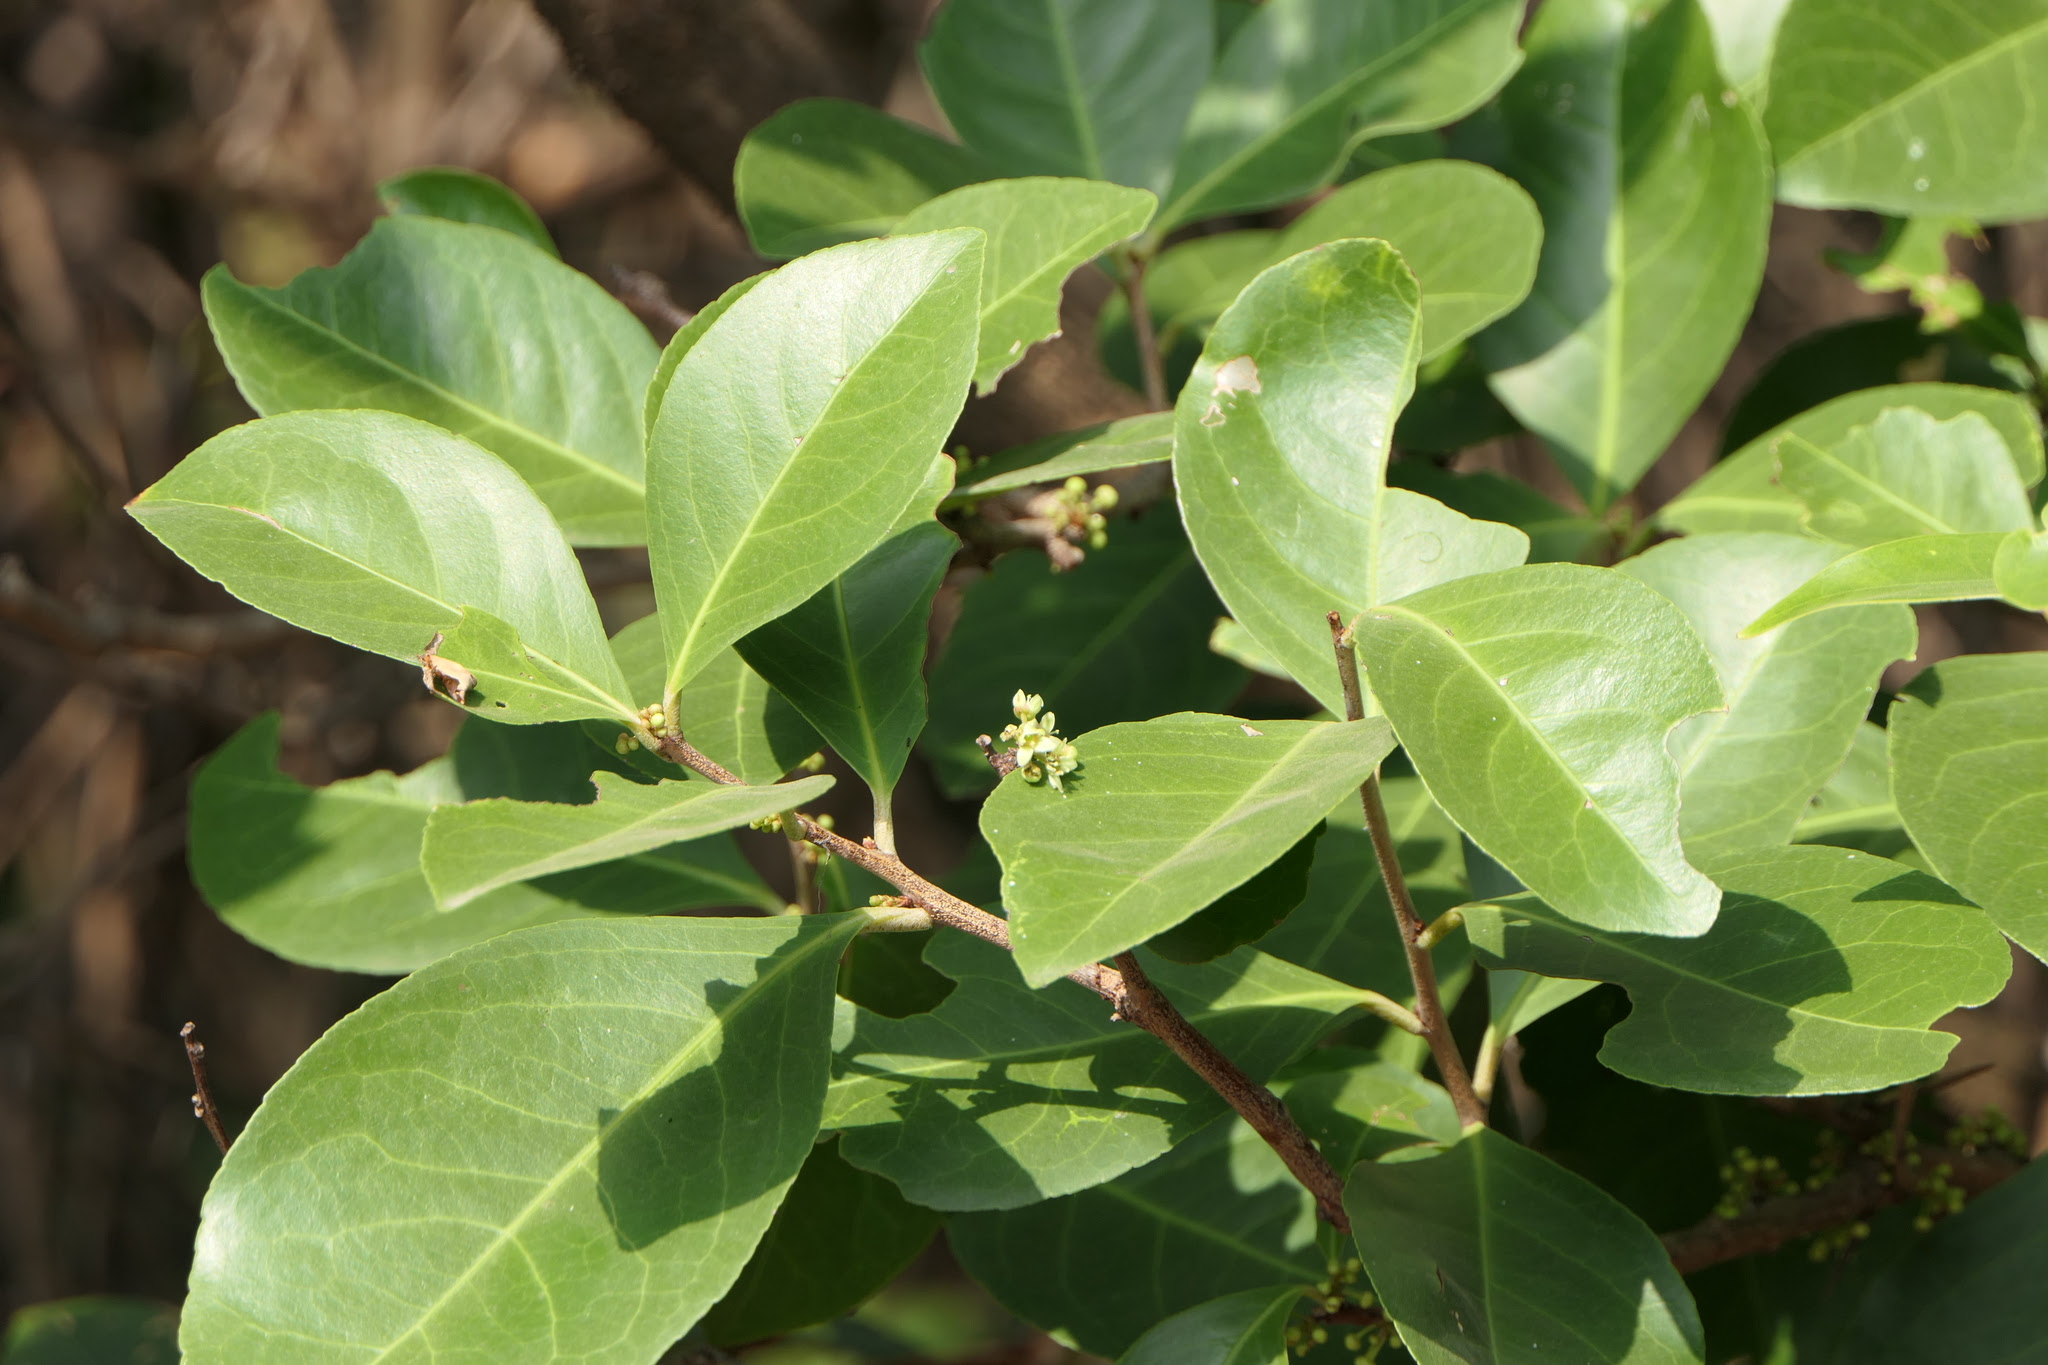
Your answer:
(0, 555), (292, 656)
(611, 265), (692, 338)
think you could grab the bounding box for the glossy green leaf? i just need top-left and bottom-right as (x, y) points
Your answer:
(734, 98), (992, 259)
(1117, 1288), (1295, 1365)
(984, 714), (1394, 985)
(1661, 383), (2045, 537)
(1777, 408), (2036, 546)
(1891, 653), (2048, 958)
(2, 1297), (179, 1365)
(1272, 161), (1541, 361)
(129, 410), (633, 724)
(1488, 969), (1598, 1039)
(949, 1059), (1457, 1356)
(201, 216), (656, 545)
(1742, 533), (2010, 635)
(1099, 231), (1276, 393)
(1149, 824), (1324, 964)
(1174, 240), (1528, 714)
(1462, 843), (2012, 1094)
(647, 230), (982, 695)
(1793, 722), (1908, 854)
(736, 523), (953, 804)
(698, 1137), (939, 1347)
(1766, 0), (2048, 221)
(190, 715), (780, 973)
(377, 167), (555, 255)
(826, 933), (1362, 1210)
(608, 613), (821, 787)
(1832, 1158), (2048, 1362)
(1994, 526), (2048, 608)
(896, 178), (1155, 393)
(1345, 1127), (1707, 1365)
(178, 914), (864, 1363)
(923, 509), (1246, 798)
(422, 771), (833, 908)
(1621, 534), (1915, 861)
(1355, 563), (1724, 936)
(1386, 462), (1605, 565)
(643, 273), (764, 437)
(1207, 618), (1288, 680)
(921, 0), (1211, 194)
(947, 412), (1174, 505)
(1159, 0), (1525, 231)
(1471, 0), (1772, 511)
(1718, 317), (1956, 458)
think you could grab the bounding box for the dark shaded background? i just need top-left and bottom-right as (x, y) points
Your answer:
(0, 0), (2042, 1348)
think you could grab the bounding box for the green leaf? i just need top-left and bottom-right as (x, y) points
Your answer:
(1355, 563), (1724, 936)
(733, 98), (992, 259)
(647, 230), (983, 695)
(984, 715), (1393, 986)
(1159, 0), (1525, 231)
(376, 166), (555, 255)
(1832, 1158), (2048, 1362)
(1620, 534), (1915, 862)
(920, 0), (1212, 194)
(643, 272), (764, 437)
(698, 1137), (939, 1347)
(736, 522), (954, 803)
(422, 771), (833, 909)
(1742, 533), (2011, 635)
(2, 1298), (179, 1365)
(1793, 722), (1908, 854)
(1697, 0), (1796, 99)
(177, 914), (864, 1363)
(432, 605), (640, 724)
(1149, 824), (1324, 964)
(923, 508), (1246, 799)
(1488, 969), (1598, 1039)
(1661, 383), (2045, 537)
(1469, 0), (1772, 511)
(949, 1059), (1457, 1356)
(1117, 1288), (1296, 1365)
(1765, 0), (2048, 221)
(128, 410), (632, 724)
(1462, 843), (2012, 1094)
(1777, 408), (2037, 546)
(1994, 526), (2048, 608)
(189, 714), (782, 973)
(1386, 462), (1606, 565)
(1208, 618), (1288, 679)
(1345, 1127), (1707, 1365)
(826, 933), (1362, 1210)
(608, 613), (821, 786)
(947, 412), (1174, 505)
(1891, 653), (2048, 959)
(896, 178), (1155, 393)
(1272, 161), (1541, 361)
(1174, 239), (1528, 714)
(1099, 231), (1277, 394)
(200, 216), (656, 545)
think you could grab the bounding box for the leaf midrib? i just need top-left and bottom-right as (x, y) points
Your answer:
(1096, 1182), (1312, 1281)
(231, 282), (642, 496)
(1041, 0), (1106, 182)
(366, 922), (845, 1362)
(1781, 432), (1955, 537)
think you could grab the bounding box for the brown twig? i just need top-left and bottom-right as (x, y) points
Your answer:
(648, 727), (1350, 1225)
(180, 1023), (231, 1155)
(1116, 249), (1168, 410)
(610, 265), (692, 339)
(1661, 1145), (2021, 1275)
(1328, 612), (1487, 1128)
(0, 555), (291, 656)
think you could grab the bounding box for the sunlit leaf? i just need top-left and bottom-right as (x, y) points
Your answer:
(1743, 533), (2010, 635)
(377, 166), (555, 256)
(1776, 408), (2035, 546)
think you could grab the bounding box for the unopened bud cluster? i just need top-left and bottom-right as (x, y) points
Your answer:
(1000, 690), (1079, 792)
(1050, 477), (1117, 550)
(616, 702), (676, 753)
(1281, 1256), (1392, 1363)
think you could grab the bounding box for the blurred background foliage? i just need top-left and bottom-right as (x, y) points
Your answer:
(0, 1), (2043, 1360)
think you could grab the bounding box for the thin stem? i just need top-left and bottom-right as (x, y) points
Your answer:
(1355, 990), (1425, 1036)
(1415, 908), (1464, 952)
(783, 818), (816, 914)
(648, 727), (1351, 1226)
(180, 1022), (231, 1154)
(1472, 1023), (1503, 1109)
(1327, 612), (1487, 1129)
(1113, 952), (1351, 1230)
(1117, 248), (1169, 411)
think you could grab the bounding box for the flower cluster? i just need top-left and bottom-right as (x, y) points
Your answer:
(1000, 690), (1079, 792)
(615, 701), (675, 753)
(1048, 476), (1118, 550)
